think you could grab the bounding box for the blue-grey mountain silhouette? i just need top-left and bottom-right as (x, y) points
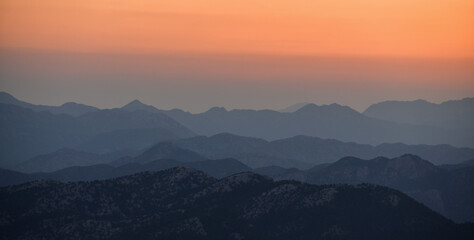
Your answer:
(174, 133), (474, 168)
(363, 98), (474, 130)
(0, 91), (99, 116)
(0, 103), (195, 167)
(160, 103), (473, 148)
(278, 102), (310, 112)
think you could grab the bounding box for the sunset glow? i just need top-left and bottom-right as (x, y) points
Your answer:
(1, 0), (473, 57)
(0, 0), (473, 112)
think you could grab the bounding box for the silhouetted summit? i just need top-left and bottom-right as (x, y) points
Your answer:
(121, 99), (161, 113)
(278, 102), (310, 112)
(295, 103), (361, 117)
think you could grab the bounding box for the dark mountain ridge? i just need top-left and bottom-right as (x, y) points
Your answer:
(3, 146), (474, 223)
(255, 154), (474, 223)
(1, 167), (471, 239)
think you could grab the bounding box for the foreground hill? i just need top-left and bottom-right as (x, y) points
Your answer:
(3, 153), (473, 223)
(255, 155), (474, 223)
(0, 168), (471, 240)
(0, 103), (195, 167)
(175, 133), (474, 167)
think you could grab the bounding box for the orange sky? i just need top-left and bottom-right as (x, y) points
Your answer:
(1, 0), (473, 58)
(0, 1), (473, 112)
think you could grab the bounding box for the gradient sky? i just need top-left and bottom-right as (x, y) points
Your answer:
(0, 0), (473, 112)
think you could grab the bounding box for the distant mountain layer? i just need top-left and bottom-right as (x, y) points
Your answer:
(363, 98), (474, 129)
(119, 97), (474, 148)
(3, 91), (473, 147)
(15, 148), (133, 173)
(0, 91), (99, 116)
(254, 154), (474, 223)
(278, 102), (310, 112)
(121, 99), (162, 113)
(174, 133), (474, 167)
(0, 103), (195, 166)
(1, 167), (471, 239)
(13, 132), (474, 173)
(158, 102), (473, 148)
(1, 157), (251, 186)
(12, 141), (231, 174)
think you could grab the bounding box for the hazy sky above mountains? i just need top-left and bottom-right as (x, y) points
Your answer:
(0, 0), (473, 112)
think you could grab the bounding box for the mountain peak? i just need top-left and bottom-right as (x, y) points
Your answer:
(333, 156), (365, 165)
(124, 99), (144, 106)
(121, 99), (159, 113)
(130, 99), (143, 104)
(296, 103), (318, 110)
(296, 103), (360, 116)
(60, 102), (98, 111)
(61, 102), (79, 107)
(0, 91), (32, 108)
(279, 102), (311, 112)
(0, 91), (16, 101)
(205, 106), (227, 114)
(391, 154), (436, 168)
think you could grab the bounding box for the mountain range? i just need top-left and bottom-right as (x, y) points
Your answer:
(160, 103), (473, 147)
(254, 155), (474, 223)
(0, 91), (99, 116)
(12, 132), (474, 173)
(2, 91), (473, 154)
(1, 167), (472, 239)
(173, 133), (474, 167)
(363, 98), (474, 130)
(2, 143), (474, 223)
(4, 91), (472, 147)
(0, 103), (195, 167)
(3, 141), (250, 180)
(1, 91), (473, 227)
(15, 148), (134, 173)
